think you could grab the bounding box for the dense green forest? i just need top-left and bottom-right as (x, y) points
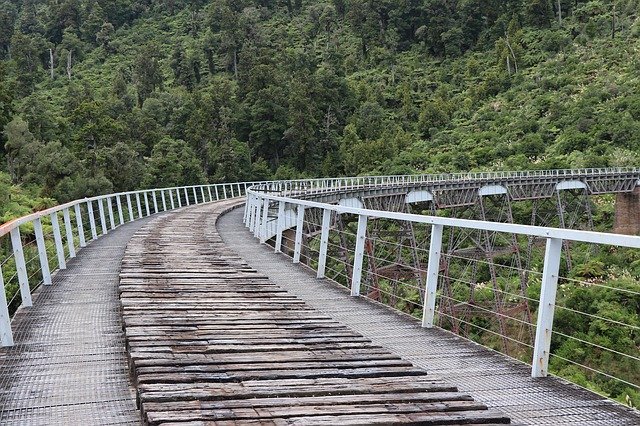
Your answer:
(1, 0), (639, 410)
(1, 0), (640, 206)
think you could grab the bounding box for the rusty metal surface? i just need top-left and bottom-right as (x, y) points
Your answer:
(0, 218), (155, 425)
(219, 207), (640, 426)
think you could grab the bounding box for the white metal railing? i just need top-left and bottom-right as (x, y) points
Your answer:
(245, 181), (640, 396)
(247, 167), (640, 198)
(0, 181), (255, 347)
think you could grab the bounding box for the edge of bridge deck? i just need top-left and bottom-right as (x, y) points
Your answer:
(0, 216), (156, 424)
(120, 199), (512, 425)
(218, 206), (640, 426)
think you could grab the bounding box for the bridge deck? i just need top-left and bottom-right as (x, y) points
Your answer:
(121, 200), (510, 425)
(0, 216), (155, 424)
(219, 207), (640, 426)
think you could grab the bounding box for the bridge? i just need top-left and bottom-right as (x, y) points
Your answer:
(0, 169), (639, 424)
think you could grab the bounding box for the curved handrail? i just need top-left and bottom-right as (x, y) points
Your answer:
(0, 180), (263, 346)
(244, 169), (640, 389)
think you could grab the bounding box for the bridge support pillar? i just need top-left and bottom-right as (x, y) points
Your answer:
(614, 187), (640, 235)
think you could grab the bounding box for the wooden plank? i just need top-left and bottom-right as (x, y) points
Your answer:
(120, 200), (511, 425)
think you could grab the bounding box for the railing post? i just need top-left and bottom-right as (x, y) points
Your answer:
(192, 186), (198, 204)
(260, 198), (269, 243)
(200, 186), (206, 203)
(215, 185), (220, 201)
(250, 197), (259, 233)
(422, 224), (443, 327)
(184, 188), (190, 206)
(10, 227), (32, 307)
(63, 208), (76, 259)
(231, 184), (236, 198)
(246, 195), (252, 228)
(316, 209), (331, 278)
(169, 190), (175, 209)
(126, 194), (134, 222)
(293, 205), (305, 264)
(223, 185), (228, 199)
(207, 186), (213, 202)
(87, 201), (98, 240)
(144, 192), (151, 215)
(237, 183), (241, 196)
(51, 212), (66, 270)
(274, 201), (285, 253)
(350, 215), (368, 296)
(243, 194), (251, 225)
(0, 264), (14, 346)
(116, 196), (124, 225)
(33, 218), (52, 285)
(161, 191), (167, 211)
(532, 237), (563, 378)
(97, 199), (108, 235)
(136, 193), (143, 218)
(107, 197), (116, 230)
(253, 198), (262, 238)
(74, 203), (86, 248)
(152, 191), (158, 213)
(176, 189), (182, 208)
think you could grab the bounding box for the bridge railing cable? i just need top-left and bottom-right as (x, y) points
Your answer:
(0, 182), (253, 347)
(246, 184), (640, 407)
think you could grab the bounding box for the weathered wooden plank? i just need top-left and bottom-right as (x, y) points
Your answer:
(141, 391), (476, 412)
(120, 201), (511, 425)
(145, 401), (490, 423)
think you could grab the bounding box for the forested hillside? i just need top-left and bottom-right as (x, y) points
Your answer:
(1, 0), (639, 208)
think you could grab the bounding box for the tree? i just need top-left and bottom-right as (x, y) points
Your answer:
(10, 32), (44, 94)
(4, 116), (43, 183)
(96, 142), (143, 191)
(283, 78), (320, 171)
(0, 62), (13, 159)
(0, 1), (17, 58)
(95, 22), (115, 51)
(81, 1), (106, 44)
(143, 138), (205, 188)
(208, 0), (249, 78)
(133, 43), (164, 107)
(212, 138), (251, 183)
(170, 44), (196, 90)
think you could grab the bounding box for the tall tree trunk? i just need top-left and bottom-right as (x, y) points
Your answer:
(557, 0), (562, 24)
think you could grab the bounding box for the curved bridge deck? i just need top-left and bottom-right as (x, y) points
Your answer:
(1, 198), (639, 424)
(121, 200), (509, 425)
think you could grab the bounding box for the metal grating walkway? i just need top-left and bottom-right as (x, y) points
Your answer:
(0, 217), (155, 425)
(218, 207), (640, 426)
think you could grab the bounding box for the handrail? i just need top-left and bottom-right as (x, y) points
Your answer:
(244, 169), (640, 394)
(0, 180), (256, 346)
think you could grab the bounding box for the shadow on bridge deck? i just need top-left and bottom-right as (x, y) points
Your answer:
(219, 207), (640, 426)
